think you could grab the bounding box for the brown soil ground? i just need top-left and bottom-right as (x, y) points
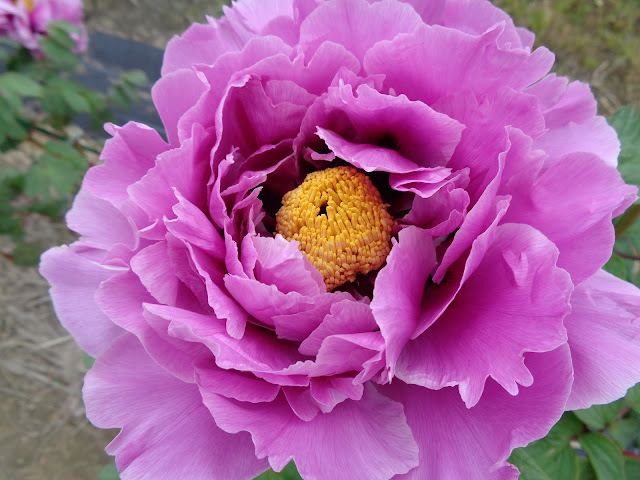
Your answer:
(1, 1), (638, 479)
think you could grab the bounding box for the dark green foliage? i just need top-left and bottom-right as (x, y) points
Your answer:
(0, 21), (147, 263)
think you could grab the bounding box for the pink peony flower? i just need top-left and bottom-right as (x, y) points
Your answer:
(0, 0), (87, 54)
(40, 0), (640, 478)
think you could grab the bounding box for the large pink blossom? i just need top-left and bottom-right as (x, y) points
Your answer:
(40, 0), (640, 479)
(0, 0), (87, 54)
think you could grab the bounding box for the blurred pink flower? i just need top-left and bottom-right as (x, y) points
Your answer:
(41, 0), (640, 479)
(0, 0), (87, 54)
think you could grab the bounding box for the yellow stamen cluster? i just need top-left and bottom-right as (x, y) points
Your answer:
(276, 166), (394, 291)
(22, 0), (35, 13)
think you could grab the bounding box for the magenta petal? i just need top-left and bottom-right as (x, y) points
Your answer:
(382, 346), (573, 480)
(84, 335), (267, 479)
(151, 68), (209, 146)
(534, 116), (621, 167)
(250, 235), (325, 296)
(527, 75), (597, 129)
(503, 152), (637, 284)
(371, 226), (436, 379)
(442, 0), (532, 49)
(365, 24), (553, 105)
(196, 362), (280, 403)
(129, 124), (214, 224)
(161, 19), (243, 76)
(96, 271), (209, 382)
(299, 300), (377, 356)
(39, 245), (126, 356)
(143, 304), (302, 373)
(397, 223), (572, 407)
(565, 270), (640, 410)
(299, 0), (423, 64)
(66, 188), (137, 251)
(201, 384), (419, 479)
(83, 122), (167, 207)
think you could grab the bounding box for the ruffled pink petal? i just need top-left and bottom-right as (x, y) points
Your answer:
(83, 122), (167, 207)
(442, 0), (532, 50)
(565, 270), (640, 410)
(129, 124), (214, 226)
(96, 271), (209, 382)
(402, 181), (470, 236)
(396, 0), (445, 24)
(299, 0), (422, 65)
(65, 188), (137, 251)
(434, 88), (544, 200)
(201, 383), (419, 479)
(321, 83), (464, 167)
(250, 234), (325, 296)
(225, 273), (352, 341)
(365, 24), (553, 105)
(84, 335), (267, 479)
(397, 223), (572, 407)
(151, 68), (209, 147)
(299, 300), (377, 356)
(534, 116), (621, 167)
(39, 245), (126, 356)
(371, 226), (436, 379)
(196, 361), (280, 403)
(143, 304), (303, 374)
(526, 75), (597, 129)
(164, 191), (225, 260)
(382, 346), (573, 479)
(161, 19), (244, 76)
(503, 152), (637, 284)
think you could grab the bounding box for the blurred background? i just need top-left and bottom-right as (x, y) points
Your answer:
(0, 0), (638, 479)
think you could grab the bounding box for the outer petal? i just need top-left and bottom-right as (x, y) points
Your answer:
(503, 152), (637, 284)
(84, 335), (268, 479)
(364, 24), (553, 105)
(162, 19), (244, 76)
(381, 346), (574, 480)
(39, 245), (126, 356)
(299, 0), (423, 65)
(397, 223), (572, 407)
(565, 270), (640, 410)
(200, 383), (419, 480)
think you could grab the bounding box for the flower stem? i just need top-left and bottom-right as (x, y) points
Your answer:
(32, 125), (101, 154)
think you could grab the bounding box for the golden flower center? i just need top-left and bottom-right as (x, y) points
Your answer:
(15, 0), (35, 13)
(276, 166), (394, 291)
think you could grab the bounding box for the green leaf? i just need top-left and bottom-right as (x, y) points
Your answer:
(24, 141), (87, 201)
(603, 254), (628, 280)
(83, 354), (95, 370)
(578, 457), (597, 480)
(121, 70), (148, 87)
(47, 20), (81, 36)
(46, 24), (77, 50)
(579, 432), (625, 480)
(626, 383), (640, 411)
(12, 242), (43, 267)
(625, 457), (640, 479)
(509, 448), (553, 480)
(0, 71), (43, 99)
(60, 83), (91, 113)
(97, 462), (120, 480)
(608, 418), (640, 449)
(610, 106), (640, 189)
(40, 37), (78, 69)
(574, 399), (624, 430)
(254, 463), (302, 480)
